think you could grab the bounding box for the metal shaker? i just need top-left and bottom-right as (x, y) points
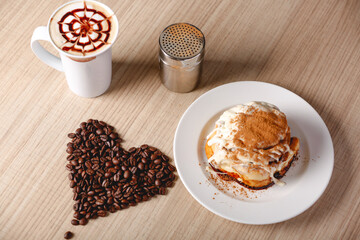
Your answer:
(159, 23), (205, 93)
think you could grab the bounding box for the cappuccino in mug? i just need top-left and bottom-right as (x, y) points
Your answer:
(31, 0), (119, 97)
(49, 0), (118, 56)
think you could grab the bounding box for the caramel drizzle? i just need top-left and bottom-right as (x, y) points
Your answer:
(57, 1), (113, 55)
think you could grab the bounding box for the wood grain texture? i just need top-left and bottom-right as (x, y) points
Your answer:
(0, 0), (359, 239)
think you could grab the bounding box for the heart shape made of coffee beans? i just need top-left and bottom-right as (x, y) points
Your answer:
(65, 119), (176, 226)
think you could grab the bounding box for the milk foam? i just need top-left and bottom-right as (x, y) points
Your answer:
(49, 0), (118, 57)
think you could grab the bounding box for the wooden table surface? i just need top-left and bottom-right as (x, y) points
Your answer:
(1, 0), (359, 239)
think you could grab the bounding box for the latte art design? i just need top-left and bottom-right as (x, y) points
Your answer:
(57, 2), (112, 55)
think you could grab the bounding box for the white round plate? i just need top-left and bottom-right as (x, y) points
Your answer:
(174, 81), (334, 224)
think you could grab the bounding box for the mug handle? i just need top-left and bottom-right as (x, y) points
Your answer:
(31, 26), (63, 72)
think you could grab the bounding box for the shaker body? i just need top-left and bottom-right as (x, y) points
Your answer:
(159, 23), (205, 93)
(159, 53), (203, 93)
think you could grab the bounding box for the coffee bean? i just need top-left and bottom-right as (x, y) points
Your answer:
(70, 180), (75, 188)
(68, 133), (76, 138)
(151, 188), (159, 194)
(85, 161), (92, 169)
(159, 187), (166, 195)
(138, 162), (145, 171)
(113, 173), (120, 182)
(112, 158), (120, 165)
(92, 164), (100, 171)
(64, 231), (73, 239)
(79, 218), (88, 225)
(130, 158), (137, 167)
(100, 135), (108, 141)
(154, 159), (162, 165)
(75, 128), (82, 135)
(109, 133), (118, 139)
(113, 203), (121, 210)
(124, 170), (131, 179)
(96, 199), (105, 205)
(73, 211), (81, 219)
(156, 172), (164, 179)
(67, 154), (74, 160)
(73, 193), (79, 201)
(70, 160), (78, 166)
(86, 191), (94, 196)
(141, 152), (147, 158)
(98, 210), (106, 217)
(166, 181), (174, 187)
(73, 203), (79, 211)
(107, 197), (114, 205)
(155, 179), (162, 186)
(168, 165), (176, 171)
(109, 206), (116, 213)
(147, 172), (154, 179)
(86, 169), (95, 175)
(80, 122), (87, 129)
(71, 219), (79, 225)
(96, 129), (104, 135)
(130, 166), (137, 174)
(161, 155), (169, 162)
(120, 204), (129, 209)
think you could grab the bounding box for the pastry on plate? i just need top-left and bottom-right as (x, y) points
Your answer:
(205, 101), (300, 190)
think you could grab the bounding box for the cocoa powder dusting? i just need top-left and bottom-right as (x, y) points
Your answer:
(234, 107), (288, 149)
(207, 171), (254, 199)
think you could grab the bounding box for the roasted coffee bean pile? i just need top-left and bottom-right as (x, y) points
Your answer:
(66, 119), (176, 226)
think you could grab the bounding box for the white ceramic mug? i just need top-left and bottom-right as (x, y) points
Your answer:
(30, 0), (119, 98)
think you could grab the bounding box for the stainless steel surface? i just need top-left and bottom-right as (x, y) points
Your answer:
(159, 23), (205, 93)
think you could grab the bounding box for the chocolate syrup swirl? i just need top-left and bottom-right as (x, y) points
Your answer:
(58, 1), (112, 55)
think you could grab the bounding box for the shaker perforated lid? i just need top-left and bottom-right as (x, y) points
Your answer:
(159, 23), (205, 60)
